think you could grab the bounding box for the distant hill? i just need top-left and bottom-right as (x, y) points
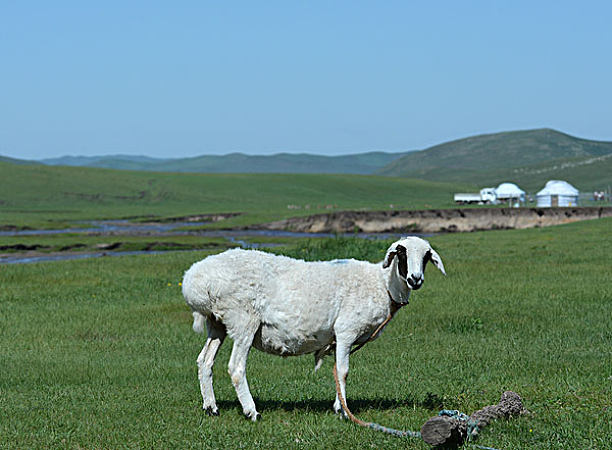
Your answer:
(6, 128), (612, 190)
(0, 155), (38, 165)
(41, 154), (164, 169)
(41, 151), (410, 175)
(505, 153), (612, 192)
(378, 129), (612, 191)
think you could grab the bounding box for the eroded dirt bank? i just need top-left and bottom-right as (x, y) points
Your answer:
(258, 207), (612, 234)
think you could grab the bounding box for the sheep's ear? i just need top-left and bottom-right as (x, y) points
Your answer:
(429, 249), (446, 275)
(382, 249), (396, 268)
(395, 245), (408, 279)
(383, 244), (408, 277)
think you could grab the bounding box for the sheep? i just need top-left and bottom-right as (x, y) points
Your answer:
(182, 236), (445, 421)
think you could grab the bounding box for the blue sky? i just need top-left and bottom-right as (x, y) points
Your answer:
(1, 1), (611, 159)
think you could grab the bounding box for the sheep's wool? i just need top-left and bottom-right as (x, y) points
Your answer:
(182, 237), (444, 420)
(183, 250), (388, 356)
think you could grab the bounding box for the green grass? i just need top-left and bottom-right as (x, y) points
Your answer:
(0, 162), (469, 231)
(385, 154), (612, 193)
(1, 218), (611, 448)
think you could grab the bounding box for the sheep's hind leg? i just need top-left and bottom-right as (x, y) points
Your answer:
(197, 317), (226, 416)
(227, 322), (260, 421)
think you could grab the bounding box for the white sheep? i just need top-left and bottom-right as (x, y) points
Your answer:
(182, 237), (445, 421)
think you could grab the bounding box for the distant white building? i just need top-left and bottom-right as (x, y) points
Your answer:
(495, 182), (525, 203)
(536, 180), (579, 207)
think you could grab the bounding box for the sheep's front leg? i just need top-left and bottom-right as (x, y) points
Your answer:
(333, 340), (351, 416)
(227, 324), (260, 421)
(197, 318), (226, 415)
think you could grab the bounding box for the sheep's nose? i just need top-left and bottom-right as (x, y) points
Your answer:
(408, 273), (423, 289)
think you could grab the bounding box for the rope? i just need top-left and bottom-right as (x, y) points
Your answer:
(332, 364), (502, 450)
(331, 293), (502, 449)
(332, 363), (421, 438)
(349, 292), (405, 356)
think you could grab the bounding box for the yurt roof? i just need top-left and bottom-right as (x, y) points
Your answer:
(495, 182), (525, 195)
(536, 180), (579, 196)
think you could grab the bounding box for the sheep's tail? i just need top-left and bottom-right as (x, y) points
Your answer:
(192, 311), (206, 334)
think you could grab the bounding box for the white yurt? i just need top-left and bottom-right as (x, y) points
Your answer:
(495, 182), (525, 202)
(536, 180), (579, 207)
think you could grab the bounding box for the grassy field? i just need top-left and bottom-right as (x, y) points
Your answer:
(1, 218), (610, 449)
(0, 162), (469, 231)
(382, 155), (612, 194)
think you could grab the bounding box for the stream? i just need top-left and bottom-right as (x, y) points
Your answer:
(1, 220), (412, 264)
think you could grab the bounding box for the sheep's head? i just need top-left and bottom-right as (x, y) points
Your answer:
(382, 237), (445, 290)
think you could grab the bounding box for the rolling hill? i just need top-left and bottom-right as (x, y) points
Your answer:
(378, 128), (612, 191)
(6, 128), (612, 191)
(40, 151), (409, 175)
(0, 155), (38, 165)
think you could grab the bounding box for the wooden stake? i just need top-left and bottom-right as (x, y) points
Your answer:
(420, 391), (525, 447)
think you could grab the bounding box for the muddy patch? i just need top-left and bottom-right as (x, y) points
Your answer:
(0, 243), (51, 251)
(159, 212), (241, 223)
(257, 207), (612, 234)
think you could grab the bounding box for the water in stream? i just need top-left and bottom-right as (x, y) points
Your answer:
(1, 220), (413, 264)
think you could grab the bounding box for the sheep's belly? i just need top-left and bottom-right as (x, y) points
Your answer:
(252, 324), (332, 356)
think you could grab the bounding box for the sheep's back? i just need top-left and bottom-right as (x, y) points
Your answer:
(182, 249), (284, 316)
(182, 249), (384, 348)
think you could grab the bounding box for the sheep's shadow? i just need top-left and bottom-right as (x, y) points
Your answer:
(216, 393), (442, 415)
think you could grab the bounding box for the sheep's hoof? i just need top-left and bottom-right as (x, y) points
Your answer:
(333, 402), (342, 415)
(244, 411), (261, 422)
(204, 407), (219, 416)
(333, 405), (348, 419)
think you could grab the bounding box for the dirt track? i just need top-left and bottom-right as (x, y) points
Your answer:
(258, 207), (612, 234)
